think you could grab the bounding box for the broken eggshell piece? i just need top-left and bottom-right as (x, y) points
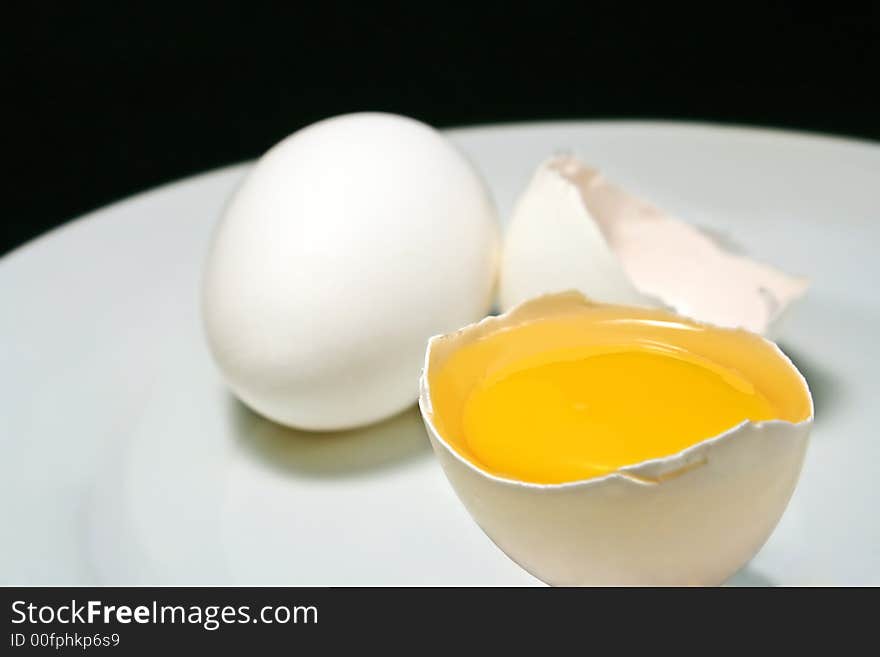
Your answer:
(499, 156), (809, 335)
(418, 292), (813, 586)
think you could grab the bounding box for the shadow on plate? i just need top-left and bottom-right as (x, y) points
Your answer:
(776, 343), (840, 422)
(725, 566), (776, 587)
(228, 395), (432, 479)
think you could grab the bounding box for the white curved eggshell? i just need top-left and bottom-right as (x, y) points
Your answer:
(419, 292), (813, 586)
(499, 156), (808, 335)
(500, 159), (653, 311)
(203, 113), (499, 430)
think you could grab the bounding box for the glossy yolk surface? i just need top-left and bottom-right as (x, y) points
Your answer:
(461, 343), (775, 483)
(428, 305), (811, 485)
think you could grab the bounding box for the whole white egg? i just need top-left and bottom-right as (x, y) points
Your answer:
(203, 113), (499, 431)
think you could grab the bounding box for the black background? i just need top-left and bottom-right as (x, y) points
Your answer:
(6, 3), (879, 256)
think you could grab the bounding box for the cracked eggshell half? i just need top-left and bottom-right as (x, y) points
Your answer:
(499, 156), (808, 336)
(418, 292), (813, 586)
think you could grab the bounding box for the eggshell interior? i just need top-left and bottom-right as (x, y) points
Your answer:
(420, 292), (813, 585)
(499, 156), (809, 334)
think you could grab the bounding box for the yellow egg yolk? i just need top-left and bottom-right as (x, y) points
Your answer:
(461, 343), (775, 483)
(428, 304), (811, 485)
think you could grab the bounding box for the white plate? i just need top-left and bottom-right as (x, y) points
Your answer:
(2, 121), (879, 586)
